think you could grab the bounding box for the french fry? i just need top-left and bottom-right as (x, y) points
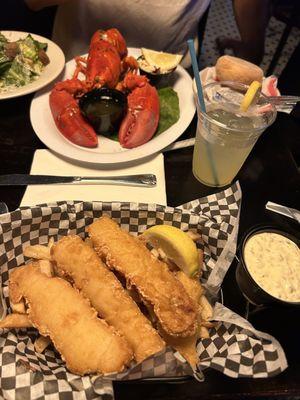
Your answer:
(186, 230), (202, 242)
(0, 313), (32, 329)
(150, 248), (159, 258)
(157, 247), (167, 261)
(198, 249), (204, 272)
(48, 237), (55, 250)
(199, 295), (213, 321)
(24, 245), (51, 260)
(150, 247), (178, 270)
(11, 300), (26, 314)
(38, 259), (54, 277)
(199, 325), (210, 339)
(34, 335), (51, 353)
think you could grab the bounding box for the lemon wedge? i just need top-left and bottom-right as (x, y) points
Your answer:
(142, 225), (199, 277)
(141, 48), (183, 72)
(240, 80), (262, 112)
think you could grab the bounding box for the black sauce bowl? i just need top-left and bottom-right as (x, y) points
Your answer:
(236, 225), (300, 307)
(79, 88), (127, 136)
(139, 68), (175, 88)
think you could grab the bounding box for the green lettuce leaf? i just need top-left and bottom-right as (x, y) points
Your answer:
(155, 87), (180, 136)
(0, 53), (11, 76)
(3, 57), (32, 86)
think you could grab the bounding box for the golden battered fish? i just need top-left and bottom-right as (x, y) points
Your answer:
(52, 235), (165, 363)
(9, 264), (132, 375)
(88, 216), (197, 337)
(161, 271), (204, 369)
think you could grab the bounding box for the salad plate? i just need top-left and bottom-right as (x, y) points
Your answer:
(30, 48), (195, 165)
(0, 31), (65, 100)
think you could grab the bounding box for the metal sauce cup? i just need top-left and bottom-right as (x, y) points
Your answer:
(236, 225), (300, 307)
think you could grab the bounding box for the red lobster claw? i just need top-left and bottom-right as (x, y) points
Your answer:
(118, 73), (160, 149)
(49, 79), (98, 148)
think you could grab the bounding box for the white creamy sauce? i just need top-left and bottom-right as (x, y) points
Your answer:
(244, 232), (300, 302)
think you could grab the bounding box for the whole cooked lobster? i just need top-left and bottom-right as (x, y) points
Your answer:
(49, 28), (160, 149)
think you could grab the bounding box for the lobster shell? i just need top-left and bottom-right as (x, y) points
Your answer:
(49, 79), (98, 148)
(119, 73), (160, 149)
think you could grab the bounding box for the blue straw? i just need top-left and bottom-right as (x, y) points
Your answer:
(187, 39), (206, 113)
(187, 39), (219, 186)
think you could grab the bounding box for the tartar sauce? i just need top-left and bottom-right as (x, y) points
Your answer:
(244, 232), (300, 302)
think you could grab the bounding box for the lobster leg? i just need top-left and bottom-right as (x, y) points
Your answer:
(118, 73), (160, 149)
(73, 56), (87, 79)
(49, 79), (98, 148)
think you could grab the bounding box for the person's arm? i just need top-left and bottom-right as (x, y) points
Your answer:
(25, 0), (71, 11)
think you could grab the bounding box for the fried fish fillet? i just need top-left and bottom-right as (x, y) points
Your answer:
(88, 216), (197, 337)
(52, 235), (165, 363)
(9, 263), (132, 375)
(161, 271), (204, 369)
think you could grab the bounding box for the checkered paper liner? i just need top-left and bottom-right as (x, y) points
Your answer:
(0, 182), (287, 399)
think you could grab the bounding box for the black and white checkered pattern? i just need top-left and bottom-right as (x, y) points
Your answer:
(0, 182), (287, 399)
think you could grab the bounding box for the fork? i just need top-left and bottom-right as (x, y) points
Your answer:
(213, 91), (300, 113)
(265, 201), (300, 224)
(267, 96), (300, 111)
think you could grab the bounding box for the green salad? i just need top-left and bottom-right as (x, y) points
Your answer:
(0, 32), (50, 92)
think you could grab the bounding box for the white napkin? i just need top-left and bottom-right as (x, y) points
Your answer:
(21, 150), (167, 206)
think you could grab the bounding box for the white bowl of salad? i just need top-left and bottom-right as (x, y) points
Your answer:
(0, 31), (65, 100)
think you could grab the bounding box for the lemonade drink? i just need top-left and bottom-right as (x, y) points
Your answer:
(192, 82), (277, 187)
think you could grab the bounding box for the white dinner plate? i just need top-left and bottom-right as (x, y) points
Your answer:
(0, 31), (65, 100)
(30, 48), (195, 165)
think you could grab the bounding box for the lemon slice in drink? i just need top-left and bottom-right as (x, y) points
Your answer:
(142, 225), (199, 277)
(240, 80), (262, 112)
(141, 48), (183, 72)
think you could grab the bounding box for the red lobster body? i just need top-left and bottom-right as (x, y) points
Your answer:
(119, 73), (160, 148)
(86, 29), (127, 88)
(49, 28), (160, 149)
(92, 29), (128, 59)
(87, 41), (121, 88)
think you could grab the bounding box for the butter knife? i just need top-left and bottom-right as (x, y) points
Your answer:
(0, 174), (157, 187)
(265, 201), (300, 224)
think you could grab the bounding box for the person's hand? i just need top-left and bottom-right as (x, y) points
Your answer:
(25, 0), (71, 11)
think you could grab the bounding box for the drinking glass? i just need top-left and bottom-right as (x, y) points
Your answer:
(192, 81), (277, 187)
